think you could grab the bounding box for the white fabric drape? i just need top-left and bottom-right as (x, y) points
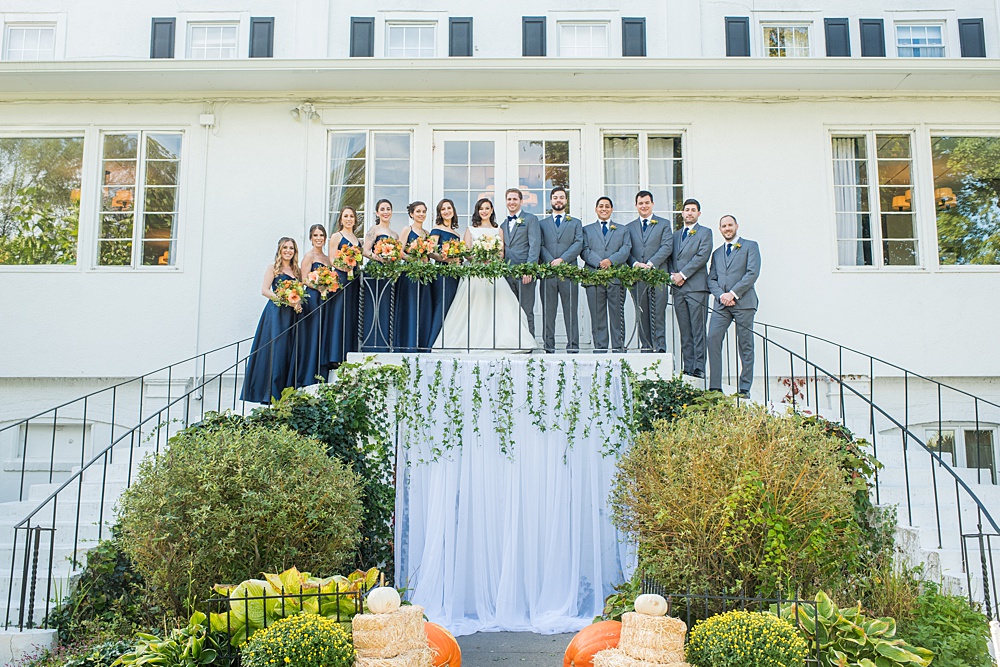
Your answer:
(394, 356), (636, 636)
(832, 137), (866, 266)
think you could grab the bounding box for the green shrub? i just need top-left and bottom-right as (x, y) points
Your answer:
(114, 612), (217, 667)
(629, 376), (709, 433)
(896, 581), (993, 667)
(686, 610), (808, 667)
(63, 639), (136, 667)
(240, 614), (354, 667)
(611, 404), (864, 596)
(116, 418), (363, 615)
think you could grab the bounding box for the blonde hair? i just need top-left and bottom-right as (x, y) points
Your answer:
(272, 237), (300, 279)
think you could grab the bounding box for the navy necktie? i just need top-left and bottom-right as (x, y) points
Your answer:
(682, 227), (689, 240)
(555, 215), (562, 228)
(642, 219), (648, 234)
(726, 243), (732, 257)
(602, 222), (608, 237)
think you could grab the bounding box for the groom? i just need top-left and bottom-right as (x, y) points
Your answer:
(501, 188), (540, 337)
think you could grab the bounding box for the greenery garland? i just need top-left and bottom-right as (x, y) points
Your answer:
(363, 259), (673, 287)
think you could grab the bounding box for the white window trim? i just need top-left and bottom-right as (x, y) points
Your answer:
(175, 12), (248, 60)
(1, 13), (66, 60)
(556, 21), (612, 58)
(375, 12), (447, 58)
(750, 11), (819, 57)
(922, 423), (998, 481)
(760, 23), (813, 58)
(893, 21), (948, 58)
(551, 10), (621, 56)
(599, 129), (688, 225)
(887, 10), (957, 58)
(186, 22), (240, 60)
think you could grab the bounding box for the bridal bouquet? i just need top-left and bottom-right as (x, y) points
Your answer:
(273, 279), (308, 313)
(306, 265), (340, 300)
(438, 239), (468, 262)
(406, 236), (437, 262)
(372, 237), (404, 263)
(471, 234), (503, 263)
(332, 245), (362, 279)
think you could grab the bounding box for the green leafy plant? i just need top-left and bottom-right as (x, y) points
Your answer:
(208, 566), (378, 647)
(240, 613), (354, 667)
(687, 610), (808, 667)
(596, 571), (643, 622)
(113, 611), (217, 667)
(63, 640), (136, 667)
(629, 375), (707, 433)
(116, 418), (363, 615)
(896, 581), (993, 667)
(776, 591), (933, 667)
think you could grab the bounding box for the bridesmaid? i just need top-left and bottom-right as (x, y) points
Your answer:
(394, 201), (433, 352)
(428, 198), (461, 348)
(241, 238), (300, 404)
(361, 199), (398, 352)
(295, 224), (331, 387)
(327, 206), (362, 366)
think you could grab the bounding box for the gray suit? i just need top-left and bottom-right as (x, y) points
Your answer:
(626, 215), (673, 352)
(539, 213), (583, 352)
(501, 211), (540, 336)
(582, 220), (632, 352)
(707, 237), (761, 392)
(671, 223), (713, 375)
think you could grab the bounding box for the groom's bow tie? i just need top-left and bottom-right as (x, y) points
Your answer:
(507, 215), (518, 222)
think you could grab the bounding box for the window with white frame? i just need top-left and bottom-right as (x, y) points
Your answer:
(98, 131), (182, 267)
(763, 24), (810, 57)
(926, 427), (997, 483)
(328, 131), (412, 231)
(559, 23), (609, 57)
(187, 23), (238, 59)
(831, 133), (919, 267)
(895, 24), (945, 57)
(4, 24), (55, 61)
(386, 23), (435, 57)
(602, 133), (684, 226)
(931, 135), (1000, 266)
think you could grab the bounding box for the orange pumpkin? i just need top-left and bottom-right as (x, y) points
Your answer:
(425, 621), (461, 667)
(563, 620), (622, 667)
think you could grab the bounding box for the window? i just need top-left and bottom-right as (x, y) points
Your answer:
(386, 23), (435, 57)
(896, 24), (944, 57)
(931, 136), (1000, 266)
(4, 24), (55, 61)
(602, 134), (684, 226)
(328, 132), (411, 231)
(831, 134), (918, 267)
(441, 140), (495, 229)
(187, 23), (238, 59)
(98, 132), (182, 267)
(517, 140), (569, 217)
(763, 25), (810, 57)
(926, 427), (997, 484)
(0, 136), (83, 266)
(559, 23), (609, 57)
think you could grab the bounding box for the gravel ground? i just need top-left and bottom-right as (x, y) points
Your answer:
(455, 631), (575, 666)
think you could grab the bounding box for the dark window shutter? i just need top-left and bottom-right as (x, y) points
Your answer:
(350, 17), (375, 57)
(959, 19), (986, 57)
(859, 19), (886, 57)
(150, 18), (175, 59)
(522, 16), (546, 56)
(622, 18), (646, 57)
(449, 17), (473, 56)
(249, 17), (274, 58)
(824, 18), (851, 56)
(725, 17), (750, 56)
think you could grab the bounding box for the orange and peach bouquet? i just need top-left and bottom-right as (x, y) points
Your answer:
(307, 265), (341, 300)
(438, 239), (468, 262)
(406, 235), (438, 261)
(272, 279), (308, 313)
(332, 245), (362, 279)
(372, 237), (404, 263)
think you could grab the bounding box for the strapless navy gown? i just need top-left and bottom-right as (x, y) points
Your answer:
(427, 228), (461, 346)
(294, 261), (329, 387)
(328, 237), (360, 364)
(360, 234), (394, 353)
(241, 273), (299, 404)
(393, 230), (434, 352)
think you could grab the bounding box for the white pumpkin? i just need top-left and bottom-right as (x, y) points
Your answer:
(634, 593), (668, 616)
(366, 586), (401, 614)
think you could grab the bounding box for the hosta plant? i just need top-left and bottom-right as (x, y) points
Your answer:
(775, 591), (934, 667)
(113, 611), (216, 667)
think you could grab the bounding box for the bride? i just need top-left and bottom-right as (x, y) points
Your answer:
(433, 198), (537, 351)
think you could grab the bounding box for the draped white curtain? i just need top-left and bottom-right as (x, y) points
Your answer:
(832, 137), (867, 266)
(394, 356), (636, 636)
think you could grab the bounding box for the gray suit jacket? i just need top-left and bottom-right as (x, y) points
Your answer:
(707, 237), (760, 310)
(582, 221), (632, 269)
(501, 211), (540, 265)
(626, 215), (672, 270)
(671, 223), (713, 292)
(538, 213), (583, 265)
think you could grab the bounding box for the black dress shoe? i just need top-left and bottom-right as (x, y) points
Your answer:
(735, 390), (751, 398)
(685, 369), (704, 379)
(708, 387), (723, 393)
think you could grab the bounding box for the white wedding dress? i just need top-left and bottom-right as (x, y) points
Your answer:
(433, 226), (538, 351)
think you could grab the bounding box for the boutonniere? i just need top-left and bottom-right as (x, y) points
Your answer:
(686, 226), (695, 235)
(609, 224), (618, 231)
(649, 218), (659, 225)
(733, 242), (741, 250)
(515, 216), (524, 226)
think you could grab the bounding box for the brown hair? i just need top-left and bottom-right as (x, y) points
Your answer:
(435, 199), (459, 230)
(471, 198), (497, 228)
(272, 237), (300, 279)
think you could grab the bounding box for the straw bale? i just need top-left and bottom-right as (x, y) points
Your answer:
(618, 612), (687, 664)
(593, 647), (691, 667)
(352, 605), (429, 659)
(354, 647), (434, 667)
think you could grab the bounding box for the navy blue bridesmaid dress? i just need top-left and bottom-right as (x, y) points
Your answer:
(294, 261), (328, 387)
(393, 229), (434, 352)
(327, 237), (360, 364)
(360, 233), (394, 353)
(427, 228), (460, 346)
(241, 273), (299, 404)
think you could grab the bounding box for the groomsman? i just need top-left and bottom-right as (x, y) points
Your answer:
(670, 198), (714, 378)
(707, 215), (761, 396)
(539, 187), (583, 352)
(582, 196), (632, 352)
(500, 188), (540, 337)
(627, 191), (673, 353)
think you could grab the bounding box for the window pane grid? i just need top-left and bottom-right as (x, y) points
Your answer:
(328, 131), (412, 231)
(442, 140), (494, 229)
(188, 24), (238, 59)
(896, 25), (944, 57)
(559, 23), (609, 57)
(517, 140), (569, 217)
(5, 25), (56, 61)
(602, 133), (683, 226)
(386, 24), (435, 58)
(764, 25), (810, 57)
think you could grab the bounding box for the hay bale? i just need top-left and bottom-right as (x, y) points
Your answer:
(593, 647), (691, 667)
(355, 647), (434, 667)
(353, 605), (429, 659)
(618, 612), (687, 664)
